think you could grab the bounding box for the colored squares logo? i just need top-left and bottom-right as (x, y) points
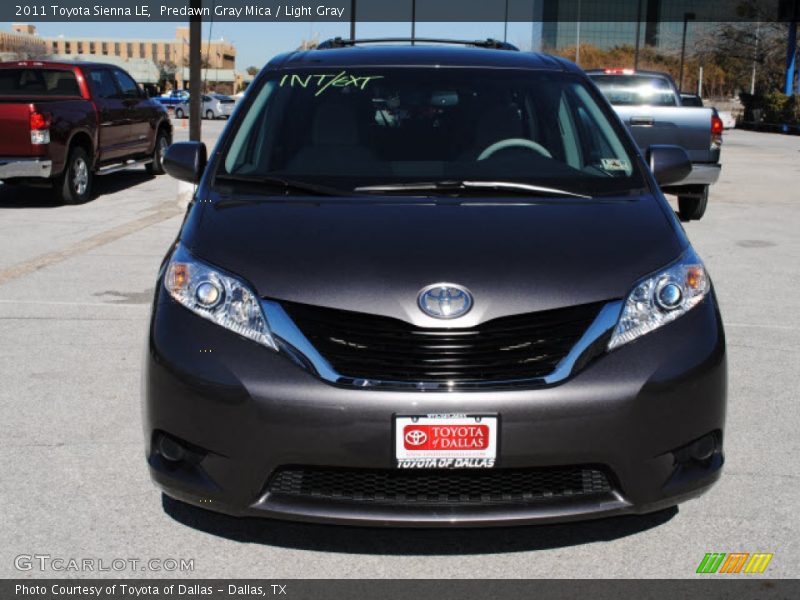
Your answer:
(697, 553), (773, 574)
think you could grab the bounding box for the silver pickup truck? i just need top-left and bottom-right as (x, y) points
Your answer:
(587, 69), (722, 221)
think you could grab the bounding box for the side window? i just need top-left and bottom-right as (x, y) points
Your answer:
(88, 69), (118, 99)
(112, 69), (140, 98)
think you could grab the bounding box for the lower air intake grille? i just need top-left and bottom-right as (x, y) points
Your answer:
(267, 466), (612, 506)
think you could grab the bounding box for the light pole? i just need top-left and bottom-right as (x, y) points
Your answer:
(350, 0), (356, 39)
(633, 0), (642, 69)
(411, 0), (416, 45)
(504, 0), (509, 43)
(575, 0), (581, 65)
(678, 12), (695, 93)
(189, 0), (202, 142)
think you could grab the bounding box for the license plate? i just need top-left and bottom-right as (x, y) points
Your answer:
(395, 414), (497, 468)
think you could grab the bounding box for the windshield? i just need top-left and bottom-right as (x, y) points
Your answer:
(589, 74), (678, 107)
(218, 68), (645, 197)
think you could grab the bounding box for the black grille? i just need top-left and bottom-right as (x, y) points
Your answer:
(267, 466), (612, 506)
(282, 301), (603, 386)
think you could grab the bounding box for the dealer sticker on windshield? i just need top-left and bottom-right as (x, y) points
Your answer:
(395, 414), (497, 468)
(601, 157), (631, 171)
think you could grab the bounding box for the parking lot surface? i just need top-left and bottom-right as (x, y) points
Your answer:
(1, 121), (798, 578)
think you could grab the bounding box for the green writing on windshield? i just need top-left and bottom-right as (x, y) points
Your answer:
(279, 71), (385, 96)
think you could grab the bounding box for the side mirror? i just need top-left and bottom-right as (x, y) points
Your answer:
(163, 141), (207, 184)
(646, 145), (692, 186)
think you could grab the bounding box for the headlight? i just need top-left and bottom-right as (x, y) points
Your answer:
(608, 249), (710, 350)
(164, 243), (278, 351)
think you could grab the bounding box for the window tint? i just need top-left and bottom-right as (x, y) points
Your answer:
(0, 69), (80, 96)
(112, 69), (140, 98)
(88, 70), (118, 99)
(220, 68), (644, 197)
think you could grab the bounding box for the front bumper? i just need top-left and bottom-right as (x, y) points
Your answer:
(0, 157), (52, 180)
(144, 288), (726, 527)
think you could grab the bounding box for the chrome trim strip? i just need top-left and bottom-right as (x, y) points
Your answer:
(263, 299), (623, 392)
(0, 158), (52, 179)
(263, 300), (341, 382)
(544, 301), (623, 384)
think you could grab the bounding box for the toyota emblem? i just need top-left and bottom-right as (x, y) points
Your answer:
(404, 429), (428, 446)
(418, 283), (473, 319)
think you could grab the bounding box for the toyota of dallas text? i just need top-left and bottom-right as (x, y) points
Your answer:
(143, 39), (726, 527)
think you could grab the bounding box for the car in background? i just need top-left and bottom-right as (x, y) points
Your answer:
(154, 89), (189, 109)
(0, 60), (172, 204)
(173, 93), (235, 120)
(587, 69), (723, 221)
(145, 39), (726, 527)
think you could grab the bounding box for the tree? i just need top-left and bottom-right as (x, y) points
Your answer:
(246, 65), (258, 76)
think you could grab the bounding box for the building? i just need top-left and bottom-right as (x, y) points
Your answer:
(539, 0), (714, 53)
(0, 24), (48, 60)
(3, 24), (245, 94)
(45, 26), (235, 85)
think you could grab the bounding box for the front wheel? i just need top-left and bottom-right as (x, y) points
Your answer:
(54, 146), (92, 205)
(678, 186), (709, 222)
(174, 108), (185, 119)
(146, 129), (170, 176)
(205, 109), (214, 120)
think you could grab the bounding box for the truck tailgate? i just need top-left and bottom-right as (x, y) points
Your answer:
(0, 102), (33, 156)
(612, 106), (715, 163)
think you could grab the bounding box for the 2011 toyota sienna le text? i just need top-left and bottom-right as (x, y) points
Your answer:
(144, 39), (726, 527)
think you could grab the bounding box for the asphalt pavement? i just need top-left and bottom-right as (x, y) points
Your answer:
(1, 120), (798, 578)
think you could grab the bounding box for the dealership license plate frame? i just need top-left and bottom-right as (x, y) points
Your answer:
(394, 414), (498, 469)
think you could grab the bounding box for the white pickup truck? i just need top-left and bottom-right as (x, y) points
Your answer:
(587, 69), (723, 221)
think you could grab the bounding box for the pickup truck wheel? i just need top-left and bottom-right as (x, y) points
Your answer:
(55, 147), (92, 205)
(146, 130), (169, 176)
(677, 186), (709, 221)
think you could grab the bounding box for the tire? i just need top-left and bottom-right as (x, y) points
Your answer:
(678, 186), (709, 222)
(146, 129), (170, 176)
(174, 108), (184, 119)
(54, 146), (92, 205)
(205, 109), (214, 120)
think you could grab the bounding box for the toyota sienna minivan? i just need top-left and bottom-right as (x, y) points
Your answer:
(144, 39), (726, 526)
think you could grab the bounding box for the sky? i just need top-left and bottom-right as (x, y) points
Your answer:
(1, 21), (540, 70)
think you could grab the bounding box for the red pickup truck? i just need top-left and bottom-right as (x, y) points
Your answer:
(0, 61), (172, 204)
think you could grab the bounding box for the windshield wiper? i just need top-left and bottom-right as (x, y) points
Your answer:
(354, 180), (592, 199)
(214, 173), (354, 197)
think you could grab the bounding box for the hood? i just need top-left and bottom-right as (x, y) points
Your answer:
(183, 195), (683, 327)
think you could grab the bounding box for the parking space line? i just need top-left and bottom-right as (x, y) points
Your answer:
(0, 207), (181, 287)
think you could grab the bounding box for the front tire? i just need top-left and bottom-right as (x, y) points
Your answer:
(54, 146), (92, 205)
(678, 186), (709, 222)
(174, 108), (185, 119)
(205, 109), (214, 120)
(146, 129), (170, 176)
